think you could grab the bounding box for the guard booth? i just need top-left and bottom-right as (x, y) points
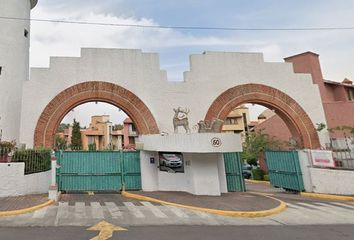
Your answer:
(56, 151), (141, 192)
(139, 133), (244, 196)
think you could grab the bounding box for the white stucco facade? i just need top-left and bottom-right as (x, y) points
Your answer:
(0, 162), (50, 197)
(19, 48), (329, 147)
(140, 151), (228, 196)
(0, 0), (34, 142)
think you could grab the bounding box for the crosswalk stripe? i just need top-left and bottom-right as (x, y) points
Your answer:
(326, 202), (354, 210)
(290, 202), (319, 209)
(57, 202), (69, 218)
(75, 202), (86, 219)
(141, 202), (167, 218)
(165, 206), (189, 218)
(105, 202), (122, 218)
(32, 206), (48, 219)
(192, 210), (212, 219)
(123, 202), (145, 218)
(91, 202), (104, 219)
(286, 203), (301, 209)
(314, 202), (354, 211)
(293, 202), (353, 219)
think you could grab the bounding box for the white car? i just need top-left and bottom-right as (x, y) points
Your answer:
(160, 153), (182, 168)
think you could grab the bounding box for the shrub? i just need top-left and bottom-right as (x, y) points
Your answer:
(252, 168), (265, 180)
(263, 174), (270, 181)
(12, 149), (51, 175)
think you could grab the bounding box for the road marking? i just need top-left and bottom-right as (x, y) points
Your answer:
(87, 221), (127, 240)
(105, 202), (122, 218)
(75, 202), (86, 219)
(325, 202), (354, 210)
(91, 202), (104, 219)
(54, 202), (69, 226)
(141, 201), (167, 218)
(123, 202), (145, 218)
(32, 206), (48, 219)
(313, 202), (354, 212)
(286, 203), (301, 209)
(192, 210), (212, 219)
(165, 206), (189, 218)
(289, 202), (319, 210)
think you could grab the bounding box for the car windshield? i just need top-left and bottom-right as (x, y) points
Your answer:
(163, 154), (178, 158)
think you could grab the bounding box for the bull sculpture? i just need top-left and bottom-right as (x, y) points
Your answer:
(197, 119), (224, 133)
(173, 107), (191, 134)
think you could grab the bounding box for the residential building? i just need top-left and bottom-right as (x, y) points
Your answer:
(222, 105), (250, 140)
(253, 52), (354, 146)
(123, 118), (138, 149)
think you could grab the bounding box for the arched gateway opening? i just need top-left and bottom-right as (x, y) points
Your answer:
(34, 81), (159, 148)
(205, 84), (321, 149)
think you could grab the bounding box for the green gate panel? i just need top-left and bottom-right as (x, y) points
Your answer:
(265, 151), (304, 192)
(224, 152), (245, 192)
(123, 152), (142, 190)
(56, 151), (142, 192)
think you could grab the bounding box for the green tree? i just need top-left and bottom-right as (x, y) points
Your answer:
(112, 124), (124, 131)
(241, 130), (285, 166)
(57, 123), (70, 133)
(55, 135), (67, 150)
(71, 119), (82, 150)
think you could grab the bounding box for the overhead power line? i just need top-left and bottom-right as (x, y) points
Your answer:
(1, 16), (354, 31)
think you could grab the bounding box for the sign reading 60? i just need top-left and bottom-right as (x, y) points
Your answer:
(211, 137), (222, 147)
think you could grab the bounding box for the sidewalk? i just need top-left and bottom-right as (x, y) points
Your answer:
(0, 194), (51, 213)
(125, 191), (281, 212)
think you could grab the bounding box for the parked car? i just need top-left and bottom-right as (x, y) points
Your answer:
(159, 153), (182, 168)
(242, 164), (252, 179)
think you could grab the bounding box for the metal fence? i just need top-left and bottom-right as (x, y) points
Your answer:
(0, 147), (51, 175)
(326, 138), (354, 170)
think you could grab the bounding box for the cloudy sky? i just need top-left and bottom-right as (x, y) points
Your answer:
(29, 0), (354, 126)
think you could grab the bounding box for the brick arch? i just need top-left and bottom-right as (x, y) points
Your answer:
(205, 84), (320, 149)
(34, 81), (159, 148)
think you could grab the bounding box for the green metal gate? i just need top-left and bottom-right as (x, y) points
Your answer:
(224, 152), (245, 192)
(56, 151), (141, 192)
(265, 151), (304, 192)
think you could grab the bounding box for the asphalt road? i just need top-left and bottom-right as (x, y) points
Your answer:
(0, 225), (353, 240)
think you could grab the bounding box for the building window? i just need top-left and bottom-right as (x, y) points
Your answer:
(347, 89), (354, 101)
(88, 136), (95, 144)
(24, 29), (29, 38)
(225, 117), (238, 125)
(0, 66), (2, 76)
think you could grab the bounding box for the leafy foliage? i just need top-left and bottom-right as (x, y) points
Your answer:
(112, 124), (124, 131)
(55, 135), (67, 150)
(71, 119), (82, 150)
(88, 143), (97, 151)
(12, 149), (51, 175)
(241, 130), (285, 166)
(328, 125), (354, 134)
(57, 123), (70, 133)
(316, 122), (326, 132)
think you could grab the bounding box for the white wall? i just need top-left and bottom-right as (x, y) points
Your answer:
(0, 163), (50, 197)
(298, 150), (314, 192)
(0, 0), (32, 142)
(20, 49), (328, 147)
(310, 168), (354, 195)
(140, 133), (242, 153)
(140, 151), (226, 195)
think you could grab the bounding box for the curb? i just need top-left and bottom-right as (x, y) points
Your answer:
(122, 191), (287, 218)
(0, 199), (54, 217)
(245, 179), (270, 185)
(301, 192), (354, 202)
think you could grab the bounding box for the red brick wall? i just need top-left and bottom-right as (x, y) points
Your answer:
(254, 115), (292, 143)
(34, 81), (159, 148)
